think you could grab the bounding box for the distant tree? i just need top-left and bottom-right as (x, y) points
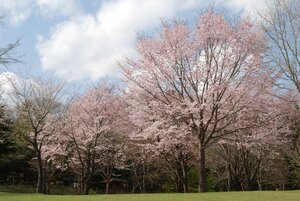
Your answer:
(259, 0), (300, 93)
(45, 84), (127, 195)
(0, 104), (17, 180)
(11, 75), (67, 194)
(0, 16), (22, 144)
(208, 93), (294, 191)
(0, 103), (33, 185)
(259, 0), (300, 162)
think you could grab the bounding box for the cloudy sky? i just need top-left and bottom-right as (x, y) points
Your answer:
(0, 0), (265, 82)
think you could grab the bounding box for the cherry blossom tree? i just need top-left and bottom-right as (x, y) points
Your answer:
(121, 11), (273, 192)
(209, 94), (293, 191)
(45, 84), (127, 195)
(127, 95), (197, 192)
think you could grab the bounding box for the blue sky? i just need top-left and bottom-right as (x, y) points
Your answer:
(0, 0), (265, 83)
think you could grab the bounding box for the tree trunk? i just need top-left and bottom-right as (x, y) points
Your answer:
(131, 163), (143, 193)
(77, 175), (91, 195)
(182, 172), (188, 193)
(80, 177), (84, 194)
(142, 164), (146, 193)
(245, 178), (252, 191)
(78, 175), (85, 195)
(36, 152), (47, 194)
(131, 168), (136, 193)
(174, 160), (183, 193)
(257, 180), (262, 191)
(175, 177), (183, 193)
(83, 179), (90, 195)
(198, 144), (207, 192)
(105, 179), (111, 194)
(181, 158), (189, 193)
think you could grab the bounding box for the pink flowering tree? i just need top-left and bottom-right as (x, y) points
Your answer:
(127, 91), (197, 192)
(210, 94), (294, 190)
(45, 84), (126, 195)
(121, 11), (273, 192)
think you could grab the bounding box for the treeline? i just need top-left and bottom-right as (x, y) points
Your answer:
(1, 0), (300, 195)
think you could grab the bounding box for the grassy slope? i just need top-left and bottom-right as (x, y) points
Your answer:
(1, 191), (300, 201)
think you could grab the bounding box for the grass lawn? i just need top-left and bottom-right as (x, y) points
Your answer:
(0, 191), (300, 201)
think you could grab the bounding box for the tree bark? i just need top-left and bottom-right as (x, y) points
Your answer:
(198, 144), (207, 192)
(245, 177), (252, 191)
(181, 158), (189, 193)
(83, 179), (91, 195)
(105, 179), (111, 194)
(142, 164), (146, 193)
(77, 175), (91, 195)
(36, 152), (47, 194)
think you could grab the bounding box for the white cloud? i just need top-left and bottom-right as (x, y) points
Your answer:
(0, 0), (33, 26)
(223, 0), (267, 18)
(0, 72), (22, 106)
(37, 0), (199, 80)
(35, 0), (81, 18)
(1, 0), (271, 81)
(0, 0), (80, 26)
(0, 72), (46, 107)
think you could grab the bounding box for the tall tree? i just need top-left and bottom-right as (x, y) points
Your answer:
(121, 11), (272, 192)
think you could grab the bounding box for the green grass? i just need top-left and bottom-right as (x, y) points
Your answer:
(1, 191), (300, 201)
